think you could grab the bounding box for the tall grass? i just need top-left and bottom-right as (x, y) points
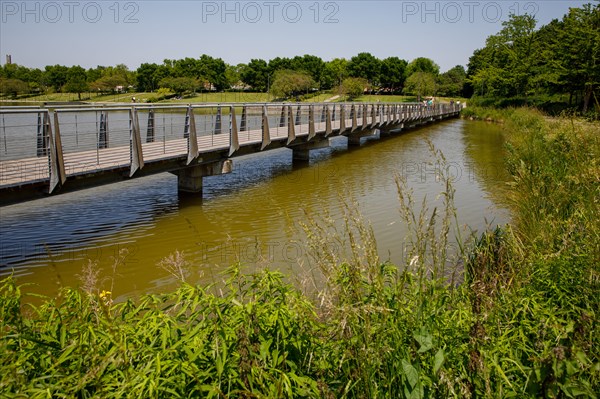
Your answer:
(1, 108), (598, 397)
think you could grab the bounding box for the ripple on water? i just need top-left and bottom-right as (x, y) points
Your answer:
(1, 119), (511, 299)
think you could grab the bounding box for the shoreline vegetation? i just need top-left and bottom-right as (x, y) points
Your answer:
(1, 107), (598, 397)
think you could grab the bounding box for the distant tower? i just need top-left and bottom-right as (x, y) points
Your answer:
(5, 55), (11, 65)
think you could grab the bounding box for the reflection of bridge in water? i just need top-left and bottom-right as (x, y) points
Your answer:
(0, 102), (461, 205)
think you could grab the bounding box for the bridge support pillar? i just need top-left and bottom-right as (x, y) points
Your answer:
(381, 123), (404, 136)
(291, 139), (330, 161)
(174, 159), (233, 194)
(347, 129), (377, 146)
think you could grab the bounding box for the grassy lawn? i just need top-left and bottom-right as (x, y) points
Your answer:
(355, 94), (415, 102)
(2, 91), (469, 105)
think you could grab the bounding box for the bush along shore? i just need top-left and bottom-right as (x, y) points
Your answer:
(1, 108), (598, 398)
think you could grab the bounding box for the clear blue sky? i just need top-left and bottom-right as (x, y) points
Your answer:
(0, 0), (591, 72)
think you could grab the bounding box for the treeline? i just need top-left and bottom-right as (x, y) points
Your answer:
(466, 2), (599, 113)
(0, 52), (466, 100)
(2, 3), (597, 109)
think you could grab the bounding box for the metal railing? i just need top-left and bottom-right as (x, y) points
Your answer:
(0, 102), (461, 194)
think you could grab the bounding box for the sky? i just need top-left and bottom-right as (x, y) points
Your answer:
(0, 0), (592, 72)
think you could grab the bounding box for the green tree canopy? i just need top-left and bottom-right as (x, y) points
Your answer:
(136, 63), (160, 92)
(467, 14), (537, 98)
(290, 55), (325, 85)
(240, 59), (269, 91)
(547, 4), (600, 112)
(406, 57), (440, 77)
(270, 70), (315, 99)
(158, 76), (199, 96)
(44, 65), (69, 91)
(380, 57), (408, 92)
(341, 77), (369, 100)
(321, 58), (349, 90)
(64, 65), (89, 99)
(0, 78), (29, 98)
(348, 53), (381, 85)
(437, 66), (466, 97)
(403, 72), (436, 99)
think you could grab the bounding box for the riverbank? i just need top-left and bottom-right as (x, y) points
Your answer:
(1, 108), (598, 397)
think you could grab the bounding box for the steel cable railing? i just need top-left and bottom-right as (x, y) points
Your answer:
(0, 102), (461, 194)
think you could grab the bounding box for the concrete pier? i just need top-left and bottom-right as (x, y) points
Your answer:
(291, 139), (330, 161)
(174, 159), (233, 194)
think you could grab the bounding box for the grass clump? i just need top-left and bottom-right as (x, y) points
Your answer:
(1, 108), (598, 397)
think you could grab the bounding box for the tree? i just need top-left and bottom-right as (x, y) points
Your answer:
(348, 53), (381, 85)
(321, 58), (349, 90)
(341, 77), (368, 100)
(90, 64), (134, 92)
(111, 64), (135, 86)
(225, 64), (243, 89)
(468, 14), (538, 98)
(45, 65), (69, 91)
(380, 57), (408, 93)
(270, 70), (315, 99)
(464, 47), (491, 97)
(86, 66), (105, 85)
(268, 57), (293, 75)
(27, 68), (45, 94)
(550, 4), (600, 112)
(64, 65), (89, 100)
(406, 57), (440, 77)
(290, 55), (325, 86)
(158, 77), (199, 96)
(154, 63), (172, 86)
(0, 78), (29, 98)
(198, 54), (228, 91)
(172, 57), (200, 78)
(240, 59), (269, 91)
(136, 63), (160, 92)
(403, 72), (436, 100)
(90, 75), (127, 93)
(437, 65), (467, 97)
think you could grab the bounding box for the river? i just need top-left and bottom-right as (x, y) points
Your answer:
(0, 118), (509, 300)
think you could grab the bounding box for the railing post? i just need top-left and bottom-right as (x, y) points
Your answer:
(45, 112), (61, 193)
(184, 109), (190, 138)
(287, 105), (296, 144)
(320, 105), (326, 123)
(362, 104), (368, 127)
(240, 106), (247, 131)
(325, 104), (332, 136)
(129, 107), (144, 177)
(340, 104), (346, 132)
(52, 111), (66, 188)
(36, 112), (48, 157)
(308, 105), (315, 140)
(261, 105), (271, 150)
(229, 106), (239, 156)
(98, 111), (108, 148)
(186, 106), (199, 164)
(295, 105), (301, 125)
(279, 106), (286, 127)
(372, 104), (377, 126)
(351, 104), (357, 131)
(214, 106), (222, 134)
(146, 109), (155, 143)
